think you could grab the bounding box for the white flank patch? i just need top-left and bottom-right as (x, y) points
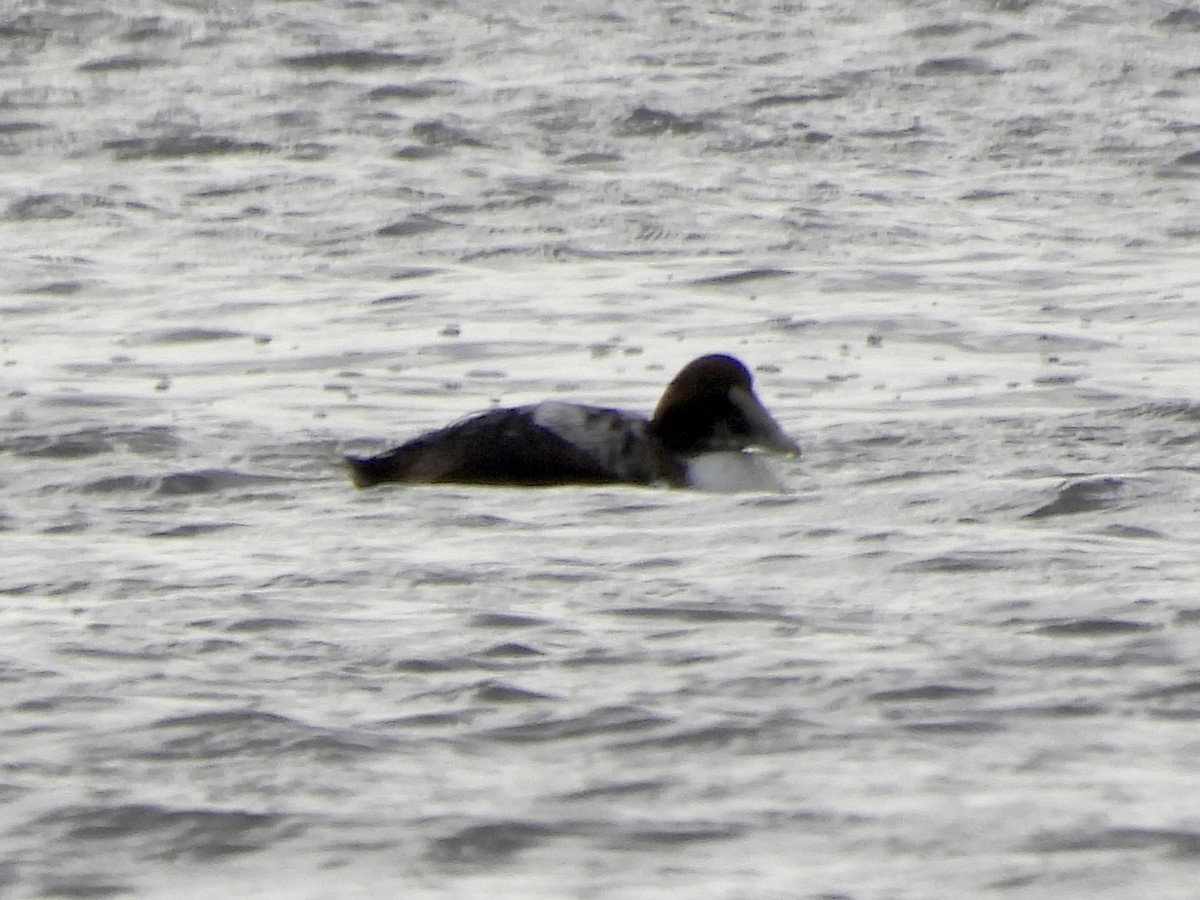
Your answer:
(685, 452), (788, 494)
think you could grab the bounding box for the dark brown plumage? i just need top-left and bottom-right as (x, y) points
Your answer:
(345, 354), (797, 489)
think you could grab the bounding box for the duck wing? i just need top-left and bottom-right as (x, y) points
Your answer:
(345, 405), (631, 487)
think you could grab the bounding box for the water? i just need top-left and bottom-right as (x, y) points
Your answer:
(2, 1), (1200, 897)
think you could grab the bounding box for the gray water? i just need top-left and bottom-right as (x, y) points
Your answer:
(3, 1), (1200, 897)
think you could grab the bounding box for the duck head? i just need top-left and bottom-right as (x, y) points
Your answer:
(650, 354), (801, 457)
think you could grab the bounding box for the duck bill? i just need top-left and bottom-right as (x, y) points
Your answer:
(730, 387), (802, 456)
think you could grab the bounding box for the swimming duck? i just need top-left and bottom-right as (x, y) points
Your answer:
(344, 353), (799, 490)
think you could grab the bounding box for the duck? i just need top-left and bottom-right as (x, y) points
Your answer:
(344, 353), (800, 491)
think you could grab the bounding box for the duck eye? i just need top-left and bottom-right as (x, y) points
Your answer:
(727, 406), (753, 436)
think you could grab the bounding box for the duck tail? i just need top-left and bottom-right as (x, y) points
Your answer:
(344, 453), (396, 488)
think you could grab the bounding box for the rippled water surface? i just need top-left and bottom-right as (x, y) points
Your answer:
(3, 1), (1200, 897)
